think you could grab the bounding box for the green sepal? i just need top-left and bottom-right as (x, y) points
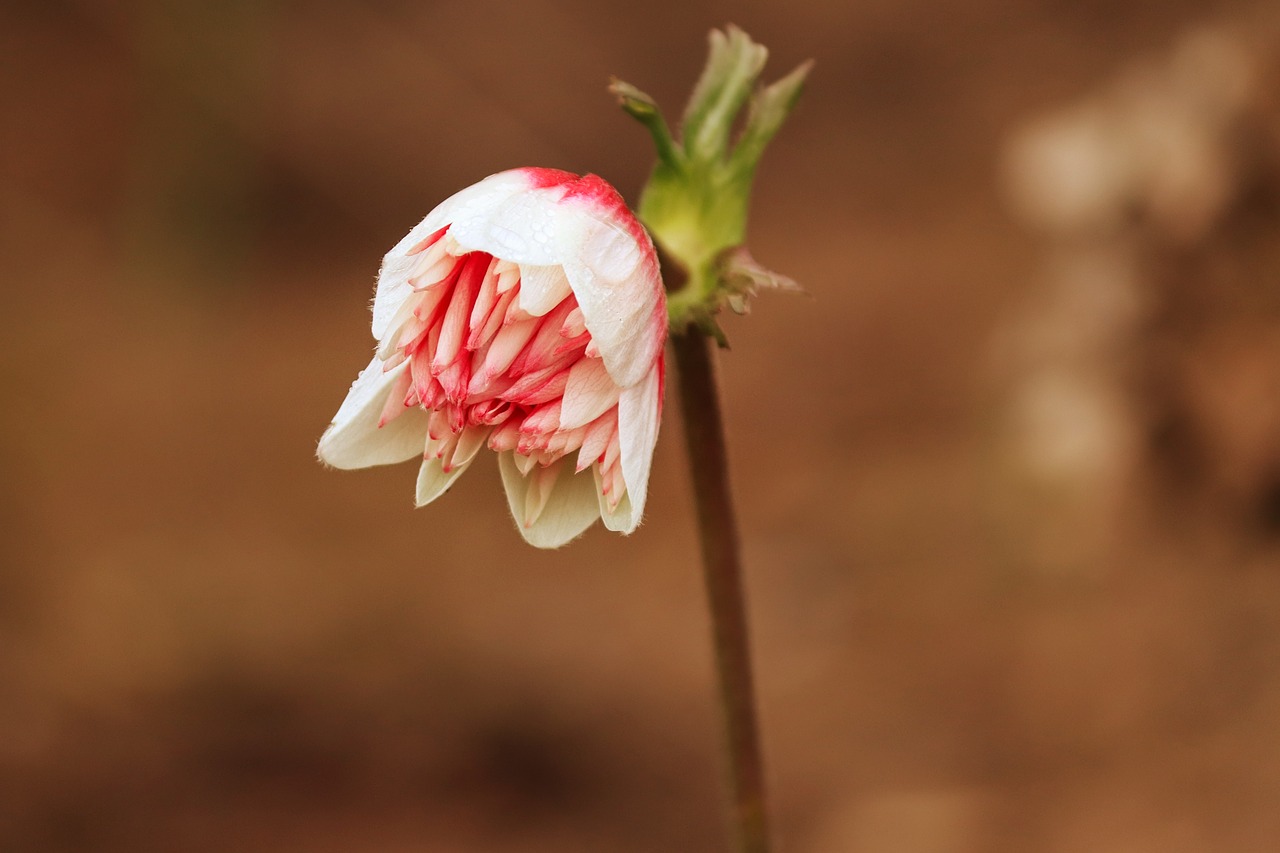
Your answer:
(680, 26), (768, 163)
(728, 59), (812, 182)
(613, 26), (811, 338)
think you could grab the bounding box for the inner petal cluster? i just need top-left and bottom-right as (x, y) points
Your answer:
(375, 227), (628, 522)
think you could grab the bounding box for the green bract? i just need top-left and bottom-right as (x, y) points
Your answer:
(612, 26), (810, 341)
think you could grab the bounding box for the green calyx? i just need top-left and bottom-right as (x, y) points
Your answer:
(612, 26), (811, 342)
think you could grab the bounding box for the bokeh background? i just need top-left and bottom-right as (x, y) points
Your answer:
(5, 1), (1280, 850)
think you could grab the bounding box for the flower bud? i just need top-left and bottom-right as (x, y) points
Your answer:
(612, 26), (810, 335)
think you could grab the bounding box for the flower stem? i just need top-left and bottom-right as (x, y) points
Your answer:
(672, 329), (771, 853)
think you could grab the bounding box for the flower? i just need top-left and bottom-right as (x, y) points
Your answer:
(318, 168), (667, 548)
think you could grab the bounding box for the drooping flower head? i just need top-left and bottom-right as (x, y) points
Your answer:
(318, 168), (666, 548)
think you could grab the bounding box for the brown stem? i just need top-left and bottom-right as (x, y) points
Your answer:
(672, 329), (771, 853)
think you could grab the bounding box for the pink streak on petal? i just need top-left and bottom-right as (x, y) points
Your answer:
(376, 367), (414, 428)
(519, 400), (563, 439)
(469, 398), (513, 427)
(488, 420), (521, 452)
(477, 316), (539, 379)
(560, 357), (619, 430)
(554, 332), (591, 355)
(433, 253), (487, 374)
(601, 425), (621, 473)
(508, 300), (576, 377)
(576, 412), (616, 473)
(427, 407), (452, 442)
(516, 167), (577, 189)
(502, 367), (569, 407)
(466, 257), (501, 347)
(436, 356), (470, 405)
(404, 226), (448, 256)
(561, 307), (587, 338)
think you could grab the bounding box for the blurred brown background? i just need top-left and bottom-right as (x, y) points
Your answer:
(5, 0), (1280, 850)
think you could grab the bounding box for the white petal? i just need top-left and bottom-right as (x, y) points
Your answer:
(517, 264), (573, 317)
(595, 478), (635, 533)
(560, 357), (620, 430)
(522, 464), (560, 527)
(609, 361), (662, 533)
(498, 454), (602, 548)
(373, 171), (534, 341)
(448, 426), (489, 471)
(554, 201), (665, 389)
(415, 454), (474, 507)
(318, 357), (429, 469)
(448, 186), (568, 266)
(512, 451), (538, 476)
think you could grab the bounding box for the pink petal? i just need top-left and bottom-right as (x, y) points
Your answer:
(465, 257), (502, 348)
(575, 412), (616, 473)
(560, 357), (620, 430)
(476, 316), (539, 380)
(432, 253), (487, 374)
